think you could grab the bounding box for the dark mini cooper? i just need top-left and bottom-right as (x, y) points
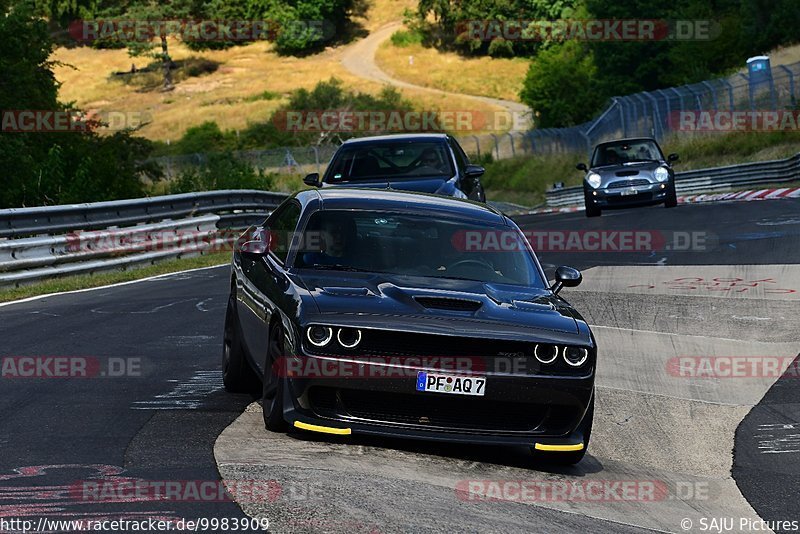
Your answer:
(223, 189), (596, 464)
(577, 137), (679, 217)
(302, 133), (487, 202)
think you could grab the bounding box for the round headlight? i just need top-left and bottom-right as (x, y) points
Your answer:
(534, 344), (559, 364)
(586, 172), (602, 189)
(563, 346), (589, 367)
(306, 325), (333, 347)
(337, 328), (362, 349)
(654, 166), (670, 182)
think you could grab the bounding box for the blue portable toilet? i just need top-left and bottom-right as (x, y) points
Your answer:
(746, 56), (775, 109)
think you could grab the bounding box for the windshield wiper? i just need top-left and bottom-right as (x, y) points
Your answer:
(309, 264), (372, 273)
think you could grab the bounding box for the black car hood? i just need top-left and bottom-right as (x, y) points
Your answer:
(296, 271), (583, 342)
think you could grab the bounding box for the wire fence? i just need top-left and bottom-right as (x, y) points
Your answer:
(149, 60), (800, 177)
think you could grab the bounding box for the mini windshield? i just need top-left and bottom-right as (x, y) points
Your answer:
(326, 142), (454, 182)
(592, 140), (664, 166)
(293, 210), (545, 287)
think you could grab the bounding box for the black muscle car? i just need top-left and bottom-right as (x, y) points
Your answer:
(223, 189), (596, 464)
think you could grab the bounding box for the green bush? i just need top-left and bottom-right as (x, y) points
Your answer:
(167, 152), (274, 194)
(391, 29), (424, 47)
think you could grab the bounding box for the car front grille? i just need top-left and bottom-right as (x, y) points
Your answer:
(607, 178), (651, 189)
(308, 387), (578, 433)
(303, 329), (593, 376)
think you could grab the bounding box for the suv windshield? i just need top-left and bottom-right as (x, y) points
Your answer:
(592, 140), (664, 166)
(293, 210), (545, 287)
(326, 142), (454, 182)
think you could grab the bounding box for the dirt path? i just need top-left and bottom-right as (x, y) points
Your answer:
(341, 22), (532, 132)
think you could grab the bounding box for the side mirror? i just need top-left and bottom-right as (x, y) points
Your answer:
(576, 163), (588, 172)
(465, 164), (485, 179)
(303, 173), (321, 187)
(668, 153), (679, 163)
(240, 227), (272, 261)
(550, 266), (582, 295)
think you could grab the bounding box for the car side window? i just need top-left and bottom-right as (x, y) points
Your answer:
(267, 202), (301, 264)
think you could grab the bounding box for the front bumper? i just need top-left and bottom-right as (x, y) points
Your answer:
(586, 182), (669, 208)
(277, 353), (594, 448)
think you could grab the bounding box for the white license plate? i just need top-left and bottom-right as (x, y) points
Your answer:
(416, 372), (486, 396)
(621, 188), (638, 196)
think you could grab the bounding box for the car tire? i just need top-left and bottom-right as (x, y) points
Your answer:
(222, 293), (260, 393)
(584, 197), (601, 218)
(665, 183), (678, 208)
(532, 396), (594, 466)
(262, 323), (289, 432)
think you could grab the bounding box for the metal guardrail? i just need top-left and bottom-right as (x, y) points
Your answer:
(545, 153), (800, 207)
(0, 190), (289, 288)
(0, 190), (287, 238)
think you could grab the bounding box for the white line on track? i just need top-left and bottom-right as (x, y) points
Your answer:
(0, 264), (229, 309)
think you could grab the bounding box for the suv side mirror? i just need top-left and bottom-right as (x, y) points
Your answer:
(576, 163), (588, 172)
(550, 266), (582, 295)
(465, 164), (485, 178)
(303, 173), (321, 187)
(668, 153), (679, 163)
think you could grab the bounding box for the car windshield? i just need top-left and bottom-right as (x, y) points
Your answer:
(293, 210), (545, 287)
(592, 140), (663, 166)
(326, 142), (454, 182)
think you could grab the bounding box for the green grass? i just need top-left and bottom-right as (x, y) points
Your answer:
(482, 131), (800, 206)
(0, 251), (230, 304)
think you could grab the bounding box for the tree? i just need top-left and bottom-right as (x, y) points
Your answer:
(520, 40), (604, 127)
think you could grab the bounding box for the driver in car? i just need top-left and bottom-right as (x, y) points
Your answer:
(301, 216), (353, 266)
(419, 148), (448, 173)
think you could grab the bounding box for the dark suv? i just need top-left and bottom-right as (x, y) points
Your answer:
(303, 134), (487, 202)
(577, 138), (679, 217)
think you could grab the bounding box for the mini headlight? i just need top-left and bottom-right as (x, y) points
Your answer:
(534, 344), (559, 364)
(586, 172), (602, 189)
(306, 325), (333, 347)
(654, 166), (670, 182)
(337, 328), (362, 349)
(563, 346), (589, 367)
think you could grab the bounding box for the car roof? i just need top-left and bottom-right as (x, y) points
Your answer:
(293, 188), (507, 225)
(341, 133), (449, 145)
(595, 137), (658, 147)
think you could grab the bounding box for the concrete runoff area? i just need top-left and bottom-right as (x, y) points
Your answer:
(215, 264), (798, 532)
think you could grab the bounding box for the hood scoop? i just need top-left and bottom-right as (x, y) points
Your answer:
(512, 299), (556, 312)
(320, 286), (372, 297)
(615, 170), (639, 177)
(413, 296), (483, 312)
